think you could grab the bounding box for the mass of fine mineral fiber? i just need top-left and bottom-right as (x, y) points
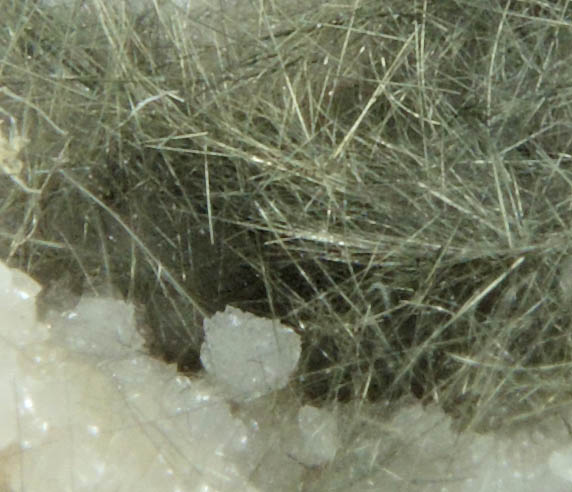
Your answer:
(3, 0), (572, 490)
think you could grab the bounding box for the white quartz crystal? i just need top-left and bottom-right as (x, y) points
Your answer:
(200, 306), (301, 399)
(5, 258), (572, 491)
(294, 405), (339, 466)
(0, 261), (261, 492)
(50, 296), (144, 358)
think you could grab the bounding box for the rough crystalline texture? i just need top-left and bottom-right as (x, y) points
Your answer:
(0, 260), (261, 492)
(200, 306), (302, 399)
(50, 296), (144, 358)
(293, 405), (339, 466)
(7, 258), (572, 491)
